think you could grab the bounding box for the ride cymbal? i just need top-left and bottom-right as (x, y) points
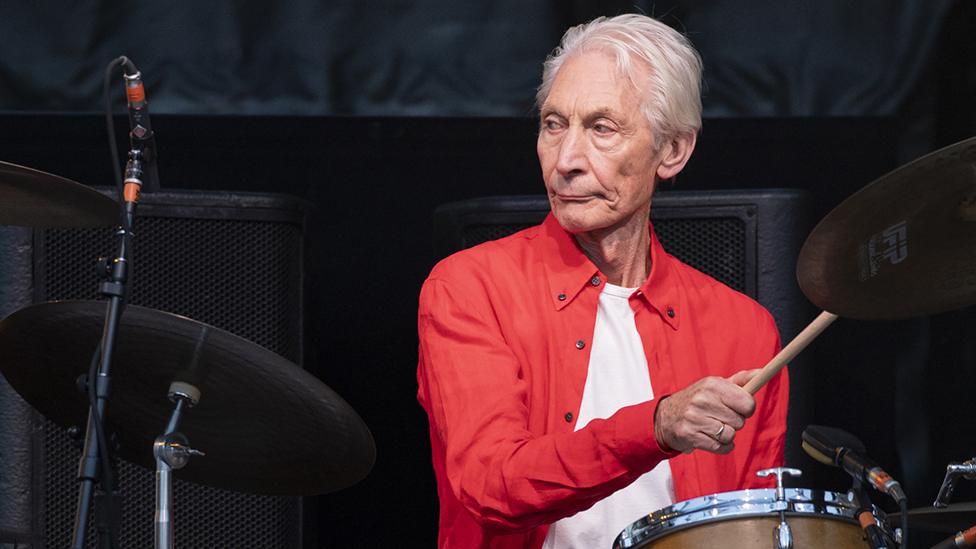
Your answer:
(888, 502), (976, 533)
(0, 301), (376, 496)
(797, 136), (976, 319)
(0, 161), (117, 227)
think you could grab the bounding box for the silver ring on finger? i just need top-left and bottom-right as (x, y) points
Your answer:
(712, 423), (726, 439)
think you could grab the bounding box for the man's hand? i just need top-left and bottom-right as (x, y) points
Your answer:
(653, 369), (760, 454)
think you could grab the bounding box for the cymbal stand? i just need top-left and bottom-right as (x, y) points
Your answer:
(934, 458), (976, 508)
(154, 381), (204, 549)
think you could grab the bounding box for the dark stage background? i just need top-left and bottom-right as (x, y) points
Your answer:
(0, 1), (974, 547)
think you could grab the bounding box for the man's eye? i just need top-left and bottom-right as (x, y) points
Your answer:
(544, 119), (563, 131)
(594, 123), (615, 135)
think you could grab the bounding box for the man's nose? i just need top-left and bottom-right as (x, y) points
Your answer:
(555, 127), (587, 177)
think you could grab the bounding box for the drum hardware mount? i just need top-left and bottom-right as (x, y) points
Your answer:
(757, 467), (802, 549)
(856, 505), (896, 549)
(154, 381), (204, 549)
(934, 458), (976, 508)
(848, 476), (901, 548)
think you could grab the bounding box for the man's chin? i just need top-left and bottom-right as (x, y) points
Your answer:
(552, 211), (609, 235)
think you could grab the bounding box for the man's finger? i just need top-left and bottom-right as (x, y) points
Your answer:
(727, 369), (761, 386)
(703, 408), (743, 431)
(697, 434), (735, 454)
(714, 442), (735, 455)
(713, 381), (757, 418)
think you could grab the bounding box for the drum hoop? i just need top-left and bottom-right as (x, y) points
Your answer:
(614, 488), (860, 549)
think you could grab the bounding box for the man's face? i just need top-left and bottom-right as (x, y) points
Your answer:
(537, 50), (662, 235)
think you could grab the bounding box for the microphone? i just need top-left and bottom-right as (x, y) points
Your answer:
(120, 57), (159, 197)
(801, 425), (907, 504)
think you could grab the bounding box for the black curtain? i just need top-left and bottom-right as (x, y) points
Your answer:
(0, 1), (965, 124)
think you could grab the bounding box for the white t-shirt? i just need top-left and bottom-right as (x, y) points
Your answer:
(542, 282), (675, 549)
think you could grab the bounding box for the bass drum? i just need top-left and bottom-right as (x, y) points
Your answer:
(613, 488), (882, 549)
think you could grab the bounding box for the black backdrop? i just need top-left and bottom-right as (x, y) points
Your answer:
(2, 113), (974, 547)
(0, 1), (967, 123)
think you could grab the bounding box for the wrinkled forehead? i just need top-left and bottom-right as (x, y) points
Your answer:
(541, 49), (650, 118)
(544, 46), (650, 105)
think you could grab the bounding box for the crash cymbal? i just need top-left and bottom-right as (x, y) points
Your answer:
(887, 502), (976, 533)
(0, 301), (375, 496)
(797, 136), (976, 319)
(0, 161), (117, 227)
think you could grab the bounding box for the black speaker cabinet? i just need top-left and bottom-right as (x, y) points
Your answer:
(433, 191), (815, 472)
(0, 190), (307, 548)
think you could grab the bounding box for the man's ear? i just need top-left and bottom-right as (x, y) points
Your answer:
(656, 131), (697, 181)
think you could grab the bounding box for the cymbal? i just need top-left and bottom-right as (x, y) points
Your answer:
(797, 136), (976, 319)
(0, 161), (117, 227)
(888, 502), (976, 533)
(0, 301), (375, 496)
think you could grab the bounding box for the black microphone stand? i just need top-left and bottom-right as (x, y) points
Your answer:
(69, 147), (145, 549)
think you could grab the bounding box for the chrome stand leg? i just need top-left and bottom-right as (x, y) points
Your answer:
(155, 448), (174, 549)
(153, 383), (203, 549)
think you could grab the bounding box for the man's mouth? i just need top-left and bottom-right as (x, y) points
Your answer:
(554, 193), (597, 201)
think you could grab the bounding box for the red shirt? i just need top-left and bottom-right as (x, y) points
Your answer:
(417, 214), (789, 548)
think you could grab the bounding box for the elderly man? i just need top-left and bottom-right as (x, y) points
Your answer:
(417, 13), (788, 549)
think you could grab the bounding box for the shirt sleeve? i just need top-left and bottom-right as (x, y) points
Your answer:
(417, 274), (677, 532)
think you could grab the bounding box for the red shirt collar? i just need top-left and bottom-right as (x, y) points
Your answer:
(539, 213), (681, 329)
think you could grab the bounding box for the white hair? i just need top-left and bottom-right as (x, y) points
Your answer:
(536, 13), (703, 145)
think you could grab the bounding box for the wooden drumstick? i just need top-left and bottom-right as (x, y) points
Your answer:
(743, 311), (839, 395)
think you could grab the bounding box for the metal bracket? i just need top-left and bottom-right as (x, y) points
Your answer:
(934, 458), (976, 508)
(757, 467), (803, 549)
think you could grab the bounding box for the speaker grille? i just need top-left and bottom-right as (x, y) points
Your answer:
(35, 196), (304, 548)
(461, 224), (528, 249)
(464, 216), (747, 293)
(41, 216), (301, 358)
(653, 218), (747, 293)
